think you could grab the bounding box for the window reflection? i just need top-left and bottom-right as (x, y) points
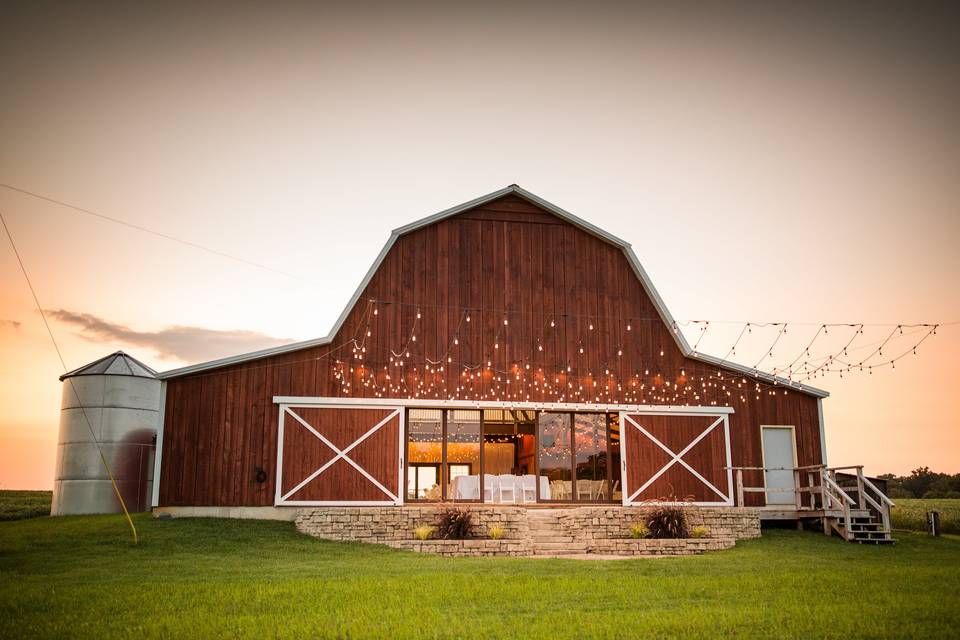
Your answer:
(538, 412), (572, 500)
(407, 409), (442, 500)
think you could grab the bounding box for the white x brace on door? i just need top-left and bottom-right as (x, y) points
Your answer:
(275, 404), (404, 506)
(621, 412), (733, 506)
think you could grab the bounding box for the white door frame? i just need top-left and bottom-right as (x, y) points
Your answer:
(620, 411), (734, 507)
(272, 397), (735, 508)
(760, 425), (799, 507)
(275, 402), (405, 507)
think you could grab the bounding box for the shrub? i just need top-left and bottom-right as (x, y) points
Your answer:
(487, 525), (505, 540)
(629, 522), (649, 539)
(436, 508), (472, 540)
(645, 504), (689, 539)
(413, 525), (434, 541)
(690, 525), (709, 539)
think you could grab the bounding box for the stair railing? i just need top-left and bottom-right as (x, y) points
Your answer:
(820, 469), (856, 540)
(728, 465), (824, 508)
(825, 465), (895, 536)
(860, 472), (895, 535)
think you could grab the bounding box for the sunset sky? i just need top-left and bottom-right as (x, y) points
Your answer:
(1, 1), (958, 490)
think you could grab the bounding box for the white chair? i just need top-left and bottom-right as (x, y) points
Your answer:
(552, 480), (572, 500)
(539, 476), (552, 500)
(596, 479), (609, 500)
(497, 474), (517, 503)
(577, 480), (594, 501)
(521, 475), (537, 503)
(483, 474), (498, 502)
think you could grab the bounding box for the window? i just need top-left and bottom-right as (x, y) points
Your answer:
(407, 464), (440, 499)
(406, 409), (442, 500)
(448, 463), (472, 480)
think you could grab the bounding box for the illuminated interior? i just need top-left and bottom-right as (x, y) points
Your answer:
(406, 408), (621, 502)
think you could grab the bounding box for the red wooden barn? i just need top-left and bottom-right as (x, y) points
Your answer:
(153, 186), (881, 535)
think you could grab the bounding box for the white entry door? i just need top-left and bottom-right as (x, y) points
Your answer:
(761, 426), (797, 506)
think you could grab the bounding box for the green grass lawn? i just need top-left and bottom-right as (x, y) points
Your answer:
(0, 490), (51, 521)
(2, 509), (958, 639)
(891, 498), (960, 534)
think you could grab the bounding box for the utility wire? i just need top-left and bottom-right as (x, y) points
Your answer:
(0, 183), (319, 284)
(0, 210), (139, 544)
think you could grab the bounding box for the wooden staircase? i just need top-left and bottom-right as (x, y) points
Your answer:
(733, 464), (896, 544)
(820, 467), (895, 544)
(827, 512), (894, 544)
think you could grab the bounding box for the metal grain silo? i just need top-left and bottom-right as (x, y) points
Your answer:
(51, 352), (160, 516)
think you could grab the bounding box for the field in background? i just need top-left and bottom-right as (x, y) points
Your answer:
(2, 505), (959, 638)
(891, 498), (960, 534)
(0, 490), (51, 521)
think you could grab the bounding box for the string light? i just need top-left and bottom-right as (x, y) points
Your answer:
(315, 299), (945, 406)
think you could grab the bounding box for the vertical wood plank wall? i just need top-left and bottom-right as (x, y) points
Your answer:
(159, 194), (823, 507)
(279, 407), (399, 502)
(622, 414), (729, 503)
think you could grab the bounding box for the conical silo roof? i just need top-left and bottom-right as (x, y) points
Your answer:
(59, 351), (157, 381)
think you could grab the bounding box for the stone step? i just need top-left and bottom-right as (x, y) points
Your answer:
(528, 536), (576, 544)
(532, 540), (587, 549)
(532, 547), (588, 555)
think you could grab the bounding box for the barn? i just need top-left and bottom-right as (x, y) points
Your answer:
(149, 186), (893, 550)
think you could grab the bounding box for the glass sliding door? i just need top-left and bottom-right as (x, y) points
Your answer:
(446, 410), (481, 502)
(406, 409), (443, 500)
(407, 407), (619, 503)
(608, 414), (622, 502)
(573, 413), (608, 501)
(536, 411), (618, 502)
(537, 412), (572, 501)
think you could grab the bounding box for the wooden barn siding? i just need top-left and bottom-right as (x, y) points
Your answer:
(623, 414), (729, 503)
(159, 195), (822, 507)
(280, 407), (399, 502)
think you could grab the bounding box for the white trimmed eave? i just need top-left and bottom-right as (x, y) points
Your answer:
(156, 185), (829, 398)
(274, 396), (736, 414)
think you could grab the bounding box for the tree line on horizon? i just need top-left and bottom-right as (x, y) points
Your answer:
(878, 467), (960, 499)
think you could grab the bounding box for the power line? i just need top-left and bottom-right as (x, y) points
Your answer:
(0, 182), (319, 284)
(0, 209), (139, 544)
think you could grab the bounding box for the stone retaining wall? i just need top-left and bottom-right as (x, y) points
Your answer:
(295, 505), (759, 557)
(295, 506), (529, 544)
(386, 539), (529, 557)
(556, 506), (761, 543)
(590, 537), (737, 556)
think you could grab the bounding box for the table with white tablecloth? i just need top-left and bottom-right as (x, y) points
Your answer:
(450, 474), (551, 502)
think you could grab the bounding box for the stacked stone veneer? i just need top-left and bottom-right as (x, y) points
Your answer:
(555, 506), (759, 556)
(295, 506), (760, 557)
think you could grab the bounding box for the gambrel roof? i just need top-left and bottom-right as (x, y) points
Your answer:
(157, 185), (828, 398)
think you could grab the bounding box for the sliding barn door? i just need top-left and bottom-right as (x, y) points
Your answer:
(620, 412), (733, 506)
(275, 405), (403, 506)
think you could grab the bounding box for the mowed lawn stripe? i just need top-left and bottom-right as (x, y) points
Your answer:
(1, 514), (958, 639)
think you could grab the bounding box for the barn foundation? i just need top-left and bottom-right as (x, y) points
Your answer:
(294, 505), (760, 557)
